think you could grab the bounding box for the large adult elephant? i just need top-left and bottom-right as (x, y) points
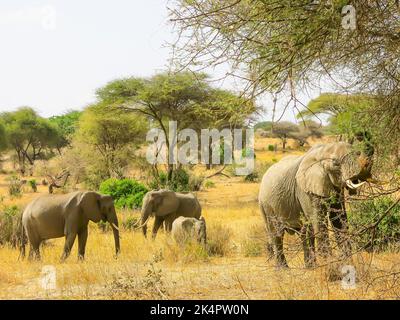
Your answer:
(140, 190), (201, 239)
(259, 142), (374, 268)
(21, 191), (120, 261)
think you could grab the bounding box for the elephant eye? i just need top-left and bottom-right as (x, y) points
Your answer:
(332, 159), (341, 168)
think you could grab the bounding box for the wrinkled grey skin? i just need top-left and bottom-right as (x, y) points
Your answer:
(171, 216), (207, 247)
(259, 142), (373, 268)
(141, 189), (201, 239)
(21, 191), (120, 261)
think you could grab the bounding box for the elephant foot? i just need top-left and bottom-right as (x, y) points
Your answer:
(275, 259), (289, 270)
(304, 253), (317, 269)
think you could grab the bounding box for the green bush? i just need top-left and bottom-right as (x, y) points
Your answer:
(148, 168), (203, 192)
(267, 144), (275, 152)
(348, 197), (400, 252)
(0, 205), (23, 247)
(28, 179), (37, 192)
(99, 178), (148, 209)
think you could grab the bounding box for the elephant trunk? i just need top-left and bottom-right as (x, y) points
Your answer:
(107, 208), (120, 256)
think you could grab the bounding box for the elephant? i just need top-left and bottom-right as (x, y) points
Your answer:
(140, 189), (202, 239)
(21, 191), (120, 261)
(258, 141), (374, 268)
(171, 216), (207, 247)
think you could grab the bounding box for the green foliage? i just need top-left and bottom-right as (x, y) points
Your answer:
(349, 197), (400, 252)
(204, 180), (215, 188)
(0, 121), (7, 152)
(0, 107), (63, 172)
(298, 93), (375, 137)
(0, 205), (23, 247)
(267, 144), (275, 152)
(76, 103), (147, 179)
(149, 168), (204, 192)
(254, 121), (273, 131)
(48, 110), (81, 145)
(99, 178), (148, 209)
(28, 179), (37, 192)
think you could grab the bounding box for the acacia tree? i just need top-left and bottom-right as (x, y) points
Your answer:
(171, 1), (400, 156)
(1, 107), (62, 175)
(96, 72), (257, 179)
(76, 103), (147, 181)
(271, 121), (299, 150)
(292, 120), (324, 147)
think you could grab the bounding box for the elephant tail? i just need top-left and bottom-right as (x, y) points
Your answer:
(18, 215), (27, 261)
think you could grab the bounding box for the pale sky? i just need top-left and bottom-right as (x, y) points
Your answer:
(0, 1), (323, 122)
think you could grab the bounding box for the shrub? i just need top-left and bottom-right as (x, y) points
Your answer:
(0, 205), (23, 247)
(207, 224), (232, 256)
(148, 168), (203, 192)
(28, 179), (37, 192)
(267, 144), (275, 152)
(348, 196), (400, 252)
(99, 178), (148, 209)
(204, 180), (215, 189)
(7, 175), (22, 197)
(244, 172), (258, 182)
(122, 215), (140, 231)
(243, 162), (272, 182)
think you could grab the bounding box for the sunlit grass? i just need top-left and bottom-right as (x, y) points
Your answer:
(0, 143), (400, 299)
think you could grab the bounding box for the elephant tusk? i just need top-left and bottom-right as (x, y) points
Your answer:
(345, 179), (366, 189)
(111, 223), (120, 231)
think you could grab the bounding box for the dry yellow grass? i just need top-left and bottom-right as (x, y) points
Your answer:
(0, 140), (400, 299)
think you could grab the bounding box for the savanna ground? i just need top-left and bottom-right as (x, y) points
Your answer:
(0, 137), (399, 300)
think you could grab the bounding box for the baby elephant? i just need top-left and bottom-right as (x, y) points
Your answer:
(171, 216), (207, 247)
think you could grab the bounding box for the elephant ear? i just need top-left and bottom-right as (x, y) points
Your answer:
(295, 149), (336, 197)
(77, 191), (103, 222)
(153, 190), (179, 216)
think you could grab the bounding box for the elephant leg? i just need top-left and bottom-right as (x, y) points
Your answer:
(300, 224), (316, 268)
(311, 199), (331, 258)
(273, 230), (288, 269)
(78, 228), (88, 260)
(151, 216), (164, 239)
(259, 204), (276, 260)
(163, 214), (176, 233)
(61, 233), (77, 261)
(329, 201), (351, 259)
(26, 230), (41, 261)
(28, 242), (41, 261)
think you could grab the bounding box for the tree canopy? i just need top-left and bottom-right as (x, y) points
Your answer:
(0, 107), (63, 174)
(171, 1), (400, 155)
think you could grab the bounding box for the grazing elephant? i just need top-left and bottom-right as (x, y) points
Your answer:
(259, 141), (374, 268)
(21, 191), (120, 261)
(171, 216), (207, 247)
(140, 189), (201, 239)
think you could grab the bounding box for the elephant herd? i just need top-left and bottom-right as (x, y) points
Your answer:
(20, 141), (374, 269)
(20, 189), (205, 260)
